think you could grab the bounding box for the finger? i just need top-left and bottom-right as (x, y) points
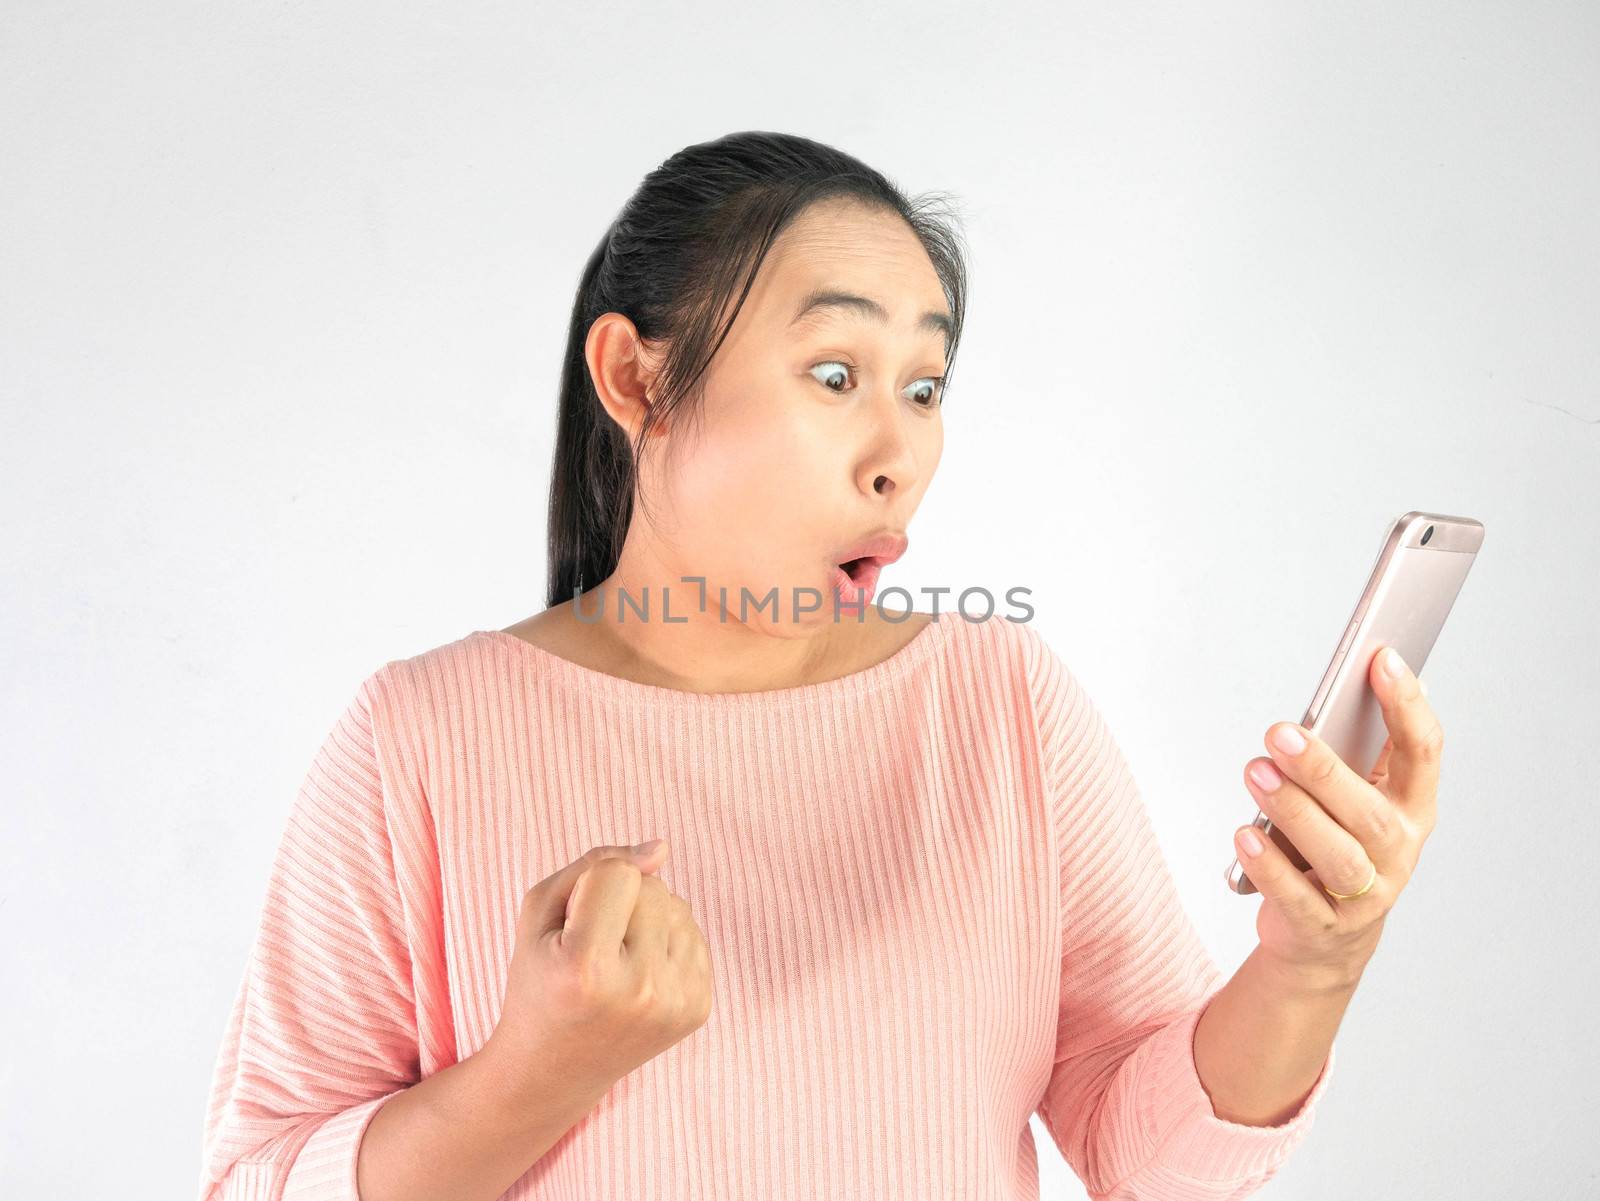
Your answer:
(1371, 681), (1429, 785)
(1245, 755), (1381, 898)
(1369, 681), (1433, 783)
(624, 876), (673, 961)
(1262, 722), (1408, 873)
(1367, 736), (1393, 786)
(1368, 646), (1444, 816)
(561, 857), (646, 954)
(667, 921), (693, 962)
(1233, 823), (1336, 924)
(529, 842), (665, 940)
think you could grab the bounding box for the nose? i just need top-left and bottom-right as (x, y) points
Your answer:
(858, 401), (921, 499)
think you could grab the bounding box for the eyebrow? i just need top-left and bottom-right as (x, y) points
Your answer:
(789, 287), (953, 343)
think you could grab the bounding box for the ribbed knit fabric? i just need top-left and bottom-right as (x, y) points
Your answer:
(197, 612), (1334, 1201)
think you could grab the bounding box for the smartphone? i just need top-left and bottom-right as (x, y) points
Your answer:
(1225, 510), (1485, 895)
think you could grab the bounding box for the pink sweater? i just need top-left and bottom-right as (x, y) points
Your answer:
(197, 613), (1334, 1201)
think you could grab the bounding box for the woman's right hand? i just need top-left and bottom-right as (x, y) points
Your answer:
(481, 840), (714, 1110)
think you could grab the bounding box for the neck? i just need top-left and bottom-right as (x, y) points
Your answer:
(555, 548), (871, 694)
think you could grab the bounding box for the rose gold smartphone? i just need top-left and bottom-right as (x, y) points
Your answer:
(1225, 511), (1485, 895)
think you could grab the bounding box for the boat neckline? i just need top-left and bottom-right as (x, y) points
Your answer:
(468, 613), (955, 709)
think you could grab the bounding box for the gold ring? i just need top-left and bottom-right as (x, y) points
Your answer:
(1322, 862), (1378, 900)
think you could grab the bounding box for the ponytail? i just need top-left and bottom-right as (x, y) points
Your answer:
(545, 235), (635, 607)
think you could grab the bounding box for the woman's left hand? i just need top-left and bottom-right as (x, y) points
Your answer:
(1236, 644), (1443, 992)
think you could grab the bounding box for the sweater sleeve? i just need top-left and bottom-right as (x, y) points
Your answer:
(197, 673), (421, 1201)
(1021, 628), (1335, 1199)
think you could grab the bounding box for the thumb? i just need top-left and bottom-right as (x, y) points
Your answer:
(632, 837), (669, 869)
(527, 840), (669, 936)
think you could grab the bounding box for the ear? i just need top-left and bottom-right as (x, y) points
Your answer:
(585, 313), (668, 441)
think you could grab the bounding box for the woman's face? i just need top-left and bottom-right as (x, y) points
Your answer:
(610, 198), (950, 632)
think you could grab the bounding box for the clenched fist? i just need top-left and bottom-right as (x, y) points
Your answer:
(481, 840), (714, 1111)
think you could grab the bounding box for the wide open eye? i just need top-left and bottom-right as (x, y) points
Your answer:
(906, 377), (946, 408)
(809, 361), (946, 407)
(809, 361), (852, 392)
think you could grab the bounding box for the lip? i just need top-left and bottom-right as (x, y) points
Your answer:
(831, 560), (883, 609)
(830, 530), (909, 571)
(826, 530), (908, 610)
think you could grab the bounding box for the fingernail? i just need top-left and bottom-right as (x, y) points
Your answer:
(633, 838), (665, 855)
(1238, 828), (1265, 856)
(1383, 647), (1406, 678)
(1271, 725), (1307, 755)
(1249, 760), (1284, 792)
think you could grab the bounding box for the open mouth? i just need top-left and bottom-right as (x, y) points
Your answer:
(826, 532), (906, 607)
(839, 556), (874, 583)
(830, 555), (886, 606)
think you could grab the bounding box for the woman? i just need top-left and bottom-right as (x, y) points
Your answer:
(199, 130), (1442, 1201)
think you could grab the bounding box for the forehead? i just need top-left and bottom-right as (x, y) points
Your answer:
(755, 202), (950, 334)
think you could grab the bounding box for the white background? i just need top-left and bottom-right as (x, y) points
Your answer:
(3, 2), (1596, 1196)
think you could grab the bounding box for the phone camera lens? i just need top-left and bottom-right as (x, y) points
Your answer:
(1422, 524), (1435, 545)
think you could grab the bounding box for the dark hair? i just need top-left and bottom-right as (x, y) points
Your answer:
(545, 130), (970, 608)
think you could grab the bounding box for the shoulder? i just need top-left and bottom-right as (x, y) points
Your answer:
(344, 629), (511, 746)
(942, 616), (1109, 768)
(933, 612), (1074, 697)
(313, 631), (517, 818)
